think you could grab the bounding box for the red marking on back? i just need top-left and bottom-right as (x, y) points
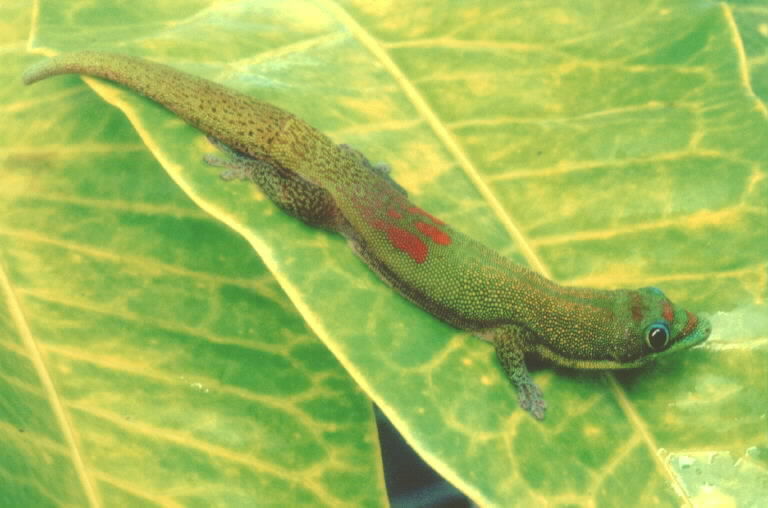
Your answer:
(387, 209), (402, 220)
(407, 206), (445, 225)
(662, 300), (674, 323)
(372, 219), (428, 263)
(415, 221), (452, 245)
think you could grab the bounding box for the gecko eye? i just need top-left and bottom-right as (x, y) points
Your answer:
(645, 323), (670, 351)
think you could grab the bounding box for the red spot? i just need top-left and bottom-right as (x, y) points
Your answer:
(372, 219), (428, 263)
(678, 311), (698, 338)
(662, 300), (674, 323)
(407, 206), (445, 225)
(387, 209), (402, 220)
(415, 221), (452, 245)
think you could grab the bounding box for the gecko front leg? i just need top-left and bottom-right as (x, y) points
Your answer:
(485, 325), (547, 420)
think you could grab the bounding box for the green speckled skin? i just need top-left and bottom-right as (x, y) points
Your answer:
(23, 51), (712, 419)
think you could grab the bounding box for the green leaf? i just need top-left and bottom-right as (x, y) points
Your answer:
(2, 15), (385, 508)
(6, 0), (767, 506)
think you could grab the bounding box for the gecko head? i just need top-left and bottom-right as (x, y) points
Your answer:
(614, 286), (711, 368)
(529, 285), (710, 371)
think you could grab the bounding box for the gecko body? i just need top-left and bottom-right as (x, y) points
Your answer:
(23, 52), (712, 419)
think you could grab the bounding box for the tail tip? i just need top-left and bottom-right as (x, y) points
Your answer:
(22, 60), (51, 85)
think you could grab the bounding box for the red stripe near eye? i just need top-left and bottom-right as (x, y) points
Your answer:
(679, 311), (698, 338)
(415, 221), (452, 245)
(630, 292), (644, 323)
(662, 300), (674, 323)
(387, 209), (402, 219)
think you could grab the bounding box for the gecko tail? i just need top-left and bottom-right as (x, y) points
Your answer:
(20, 51), (369, 197)
(20, 51), (295, 165)
(22, 56), (61, 85)
(22, 52), (102, 85)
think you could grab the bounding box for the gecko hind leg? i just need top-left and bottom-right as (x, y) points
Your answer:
(204, 135), (270, 182)
(204, 136), (345, 231)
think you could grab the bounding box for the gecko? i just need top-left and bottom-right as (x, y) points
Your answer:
(22, 51), (712, 420)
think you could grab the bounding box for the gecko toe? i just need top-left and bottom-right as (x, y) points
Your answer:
(518, 382), (547, 420)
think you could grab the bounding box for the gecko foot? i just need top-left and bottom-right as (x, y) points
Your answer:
(517, 381), (547, 420)
(203, 154), (252, 181)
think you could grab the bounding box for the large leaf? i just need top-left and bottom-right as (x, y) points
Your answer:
(2, 6), (386, 507)
(5, 0), (767, 505)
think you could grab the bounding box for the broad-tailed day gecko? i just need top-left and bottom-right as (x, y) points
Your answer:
(23, 51), (712, 419)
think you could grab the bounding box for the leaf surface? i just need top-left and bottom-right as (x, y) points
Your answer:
(2, 10), (386, 506)
(6, 0), (767, 505)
